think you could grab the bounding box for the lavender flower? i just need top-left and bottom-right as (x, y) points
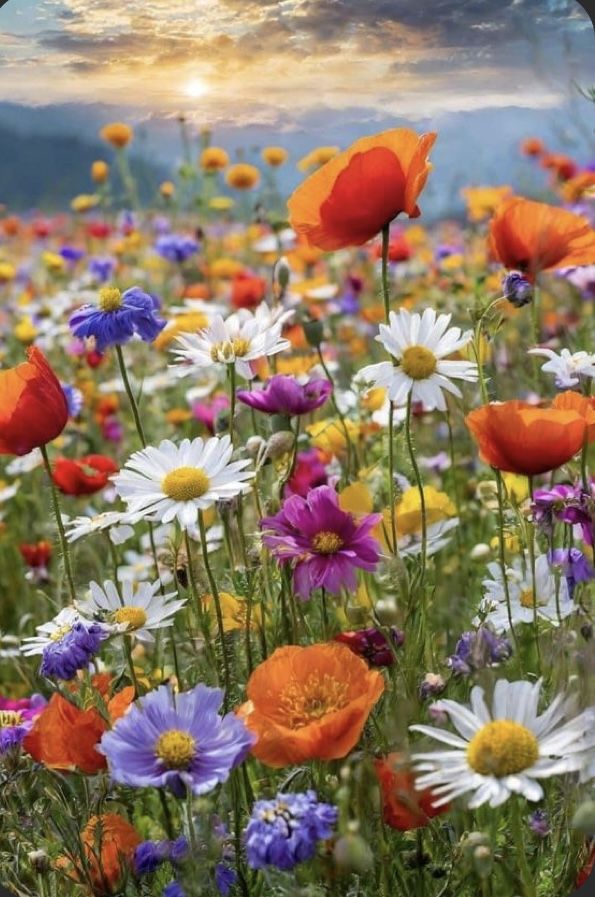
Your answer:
(39, 621), (105, 680)
(163, 883), (185, 897)
(237, 375), (332, 417)
(155, 234), (199, 264)
(528, 810), (550, 838)
(88, 256), (116, 284)
(548, 547), (595, 600)
(215, 863), (237, 895)
(100, 683), (254, 796)
(69, 286), (166, 352)
(448, 627), (512, 676)
(261, 485), (381, 599)
(244, 791), (338, 871)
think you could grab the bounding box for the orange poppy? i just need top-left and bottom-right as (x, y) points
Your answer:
(240, 643), (384, 768)
(0, 347), (69, 456)
(99, 123), (133, 149)
(465, 399), (587, 476)
(24, 678), (133, 774)
(374, 753), (448, 830)
(521, 137), (545, 157)
(552, 390), (595, 441)
(59, 814), (140, 896)
(489, 197), (595, 280)
(288, 128), (437, 251)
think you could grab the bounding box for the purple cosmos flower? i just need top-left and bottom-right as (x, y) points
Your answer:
(69, 285), (166, 352)
(0, 694), (46, 755)
(261, 485), (381, 600)
(88, 256), (117, 284)
(244, 790), (338, 871)
(503, 271), (533, 307)
(447, 627), (512, 676)
(285, 448), (328, 498)
(532, 484), (583, 533)
(237, 375), (332, 417)
(528, 810), (550, 838)
(100, 683), (254, 797)
(548, 547), (595, 600)
(39, 621), (105, 680)
(192, 394), (230, 434)
(334, 626), (404, 667)
(155, 234), (199, 264)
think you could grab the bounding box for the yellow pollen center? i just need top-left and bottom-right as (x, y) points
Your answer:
(162, 466), (210, 501)
(279, 674), (348, 728)
(0, 710), (23, 727)
(401, 345), (437, 380)
(467, 720), (539, 777)
(520, 589), (536, 608)
(98, 287), (123, 312)
(50, 624), (72, 642)
(210, 337), (251, 362)
(112, 606), (147, 631)
(155, 729), (196, 769)
(311, 530), (343, 554)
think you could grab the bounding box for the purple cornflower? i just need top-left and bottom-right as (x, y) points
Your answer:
(237, 375), (332, 417)
(134, 840), (171, 875)
(261, 485), (381, 600)
(40, 621), (105, 680)
(548, 547), (595, 600)
(448, 627), (512, 676)
(215, 863), (237, 895)
(69, 285), (166, 352)
(155, 234), (199, 264)
(503, 271), (533, 307)
(244, 791), (338, 871)
(100, 684), (254, 797)
(334, 626), (404, 667)
(528, 810), (550, 838)
(88, 256), (116, 284)
(0, 694), (46, 755)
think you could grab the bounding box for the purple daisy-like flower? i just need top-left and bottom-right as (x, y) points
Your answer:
(548, 547), (595, 600)
(244, 790), (338, 871)
(237, 375), (332, 417)
(69, 285), (166, 352)
(40, 621), (105, 680)
(260, 485), (381, 600)
(155, 234), (199, 264)
(0, 694), (46, 755)
(100, 683), (254, 796)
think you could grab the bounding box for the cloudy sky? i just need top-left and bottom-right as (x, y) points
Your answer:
(0, 0), (592, 127)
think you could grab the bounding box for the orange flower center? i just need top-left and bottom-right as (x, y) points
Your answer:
(279, 674), (348, 727)
(467, 720), (539, 777)
(311, 531), (343, 554)
(162, 467), (210, 501)
(155, 729), (196, 769)
(0, 710), (23, 727)
(401, 345), (437, 380)
(98, 287), (123, 312)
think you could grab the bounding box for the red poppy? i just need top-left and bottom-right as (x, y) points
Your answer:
(231, 272), (267, 310)
(489, 197), (595, 280)
(20, 540), (52, 569)
(372, 232), (411, 262)
(52, 454), (119, 496)
(540, 152), (577, 182)
(86, 220), (112, 240)
(521, 137), (545, 157)
(0, 347), (68, 456)
(288, 128), (437, 250)
(375, 753), (448, 830)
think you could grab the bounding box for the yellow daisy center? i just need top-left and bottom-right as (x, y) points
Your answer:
(112, 606), (147, 631)
(155, 729), (196, 769)
(401, 345), (437, 380)
(162, 466), (210, 501)
(210, 337), (251, 362)
(467, 720), (539, 777)
(279, 674), (348, 728)
(520, 589), (536, 608)
(0, 710), (23, 727)
(50, 624), (72, 642)
(98, 287), (123, 312)
(311, 530), (343, 554)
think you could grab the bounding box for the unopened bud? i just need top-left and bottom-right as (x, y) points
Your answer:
(420, 673), (446, 700)
(503, 271), (533, 308)
(303, 317), (324, 347)
(461, 831), (489, 858)
(374, 599), (399, 626)
(274, 256), (291, 291)
(266, 431), (295, 460)
(246, 435), (267, 459)
(470, 543), (491, 561)
(28, 850), (50, 874)
(333, 834), (373, 875)
(572, 800), (595, 835)
(473, 845), (493, 879)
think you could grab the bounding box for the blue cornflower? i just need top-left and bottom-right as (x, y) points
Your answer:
(154, 234), (199, 264)
(169, 836), (189, 864)
(244, 791), (338, 871)
(61, 382), (84, 418)
(503, 271), (533, 307)
(69, 286), (166, 352)
(100, 683), (254, 797)
(60, 246), (86, 264)
(215, 863), (237, 895)
(88, 256), (117, 284)
(39, 620), (105, 680)
(163, 883), (185, 897)
(134, 840), (171, 875)
(448, 627), (512, 676)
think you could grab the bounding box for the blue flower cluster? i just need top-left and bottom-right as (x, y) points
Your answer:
(154, 234), (199, 264)
(134, 836), (188, 875)
(69, 285), (166, 352)
(447, 627), (512, 676)
(40, 621), (105, 680)
(244, 790), (338, 871)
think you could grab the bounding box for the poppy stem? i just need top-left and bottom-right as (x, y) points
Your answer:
(495, 470), (522, 662)
(198, 510), (233, 709)
(405, 393), (427, 584)
(381, 222), (391, 321)
(40, 443), (76, 605)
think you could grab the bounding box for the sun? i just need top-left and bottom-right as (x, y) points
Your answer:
(182, 78), (208, 100)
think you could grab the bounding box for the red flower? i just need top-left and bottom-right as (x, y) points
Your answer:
(86, 220), (112, 240)
(0, 347), (68, 456)
(20, 540), (52, 569)
(374, 753), (448, 830)
(52, 454), (119, 496)
(372, 232), (411, 262)
(576, 843), (595, 890)
(231, 272), (267, 310)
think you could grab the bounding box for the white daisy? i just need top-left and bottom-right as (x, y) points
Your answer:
(399, 518), (459, 558)
(528, 347), (595, 389)
(476, 554), (574, 632)
(358, 308), (478, 411)
(411, 679), (595, 809)
(170, 303), (294, 380)
(113, 436), (254, 530)
(63, 510), (136, 544)
(77, 579), (186, 643)
(20, 607), (92, 656)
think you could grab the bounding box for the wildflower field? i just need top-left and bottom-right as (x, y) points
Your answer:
(0, 111), (594, 897)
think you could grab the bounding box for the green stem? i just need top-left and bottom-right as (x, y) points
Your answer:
(388, 402), (399, 556)
(316, 346), (356, 479)
(198, 510), (232, 709)
(228, 364), (236, 442)
(511, 799), (536, 897)
(405, 393), (427, 583)
(381, 222), (391, 321)
(40, 444), (76, 605)
(123, 635), (140, 696)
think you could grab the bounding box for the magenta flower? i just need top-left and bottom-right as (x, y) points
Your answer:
(237, 375), (331, 416)
(260, 485), (381, 599)
(192, 394), (230, 434)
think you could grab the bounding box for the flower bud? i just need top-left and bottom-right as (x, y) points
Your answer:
(333, 834), (374, 875)
(28, 850), (50, 874)
(419, 673), (446, 699)
(274, 256), (291, 292)
(245, 435), (267, 459)
(572, 800), (595, 835)
(266, 431), (295, 460)
(473, 845), (493, 879)
(470, 542), (491, 561)
(461, 831), (489, 858)
(374, 599), (399, 626)
(503, 271), (533, 308)
(303, 318), (324, 347)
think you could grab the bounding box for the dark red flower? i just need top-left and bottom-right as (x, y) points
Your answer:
(20, 540), (52, 569)
(52, 454), (119, 496)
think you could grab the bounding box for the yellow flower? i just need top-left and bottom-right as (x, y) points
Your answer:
(14, 317), (38, 343)
(361, 387), (387, 412)
(200, 147), (229, 172)
(160, 181), (175, 198)
(202, 592), (261, 632)
(225, 164), (260, 191)
(440, 253), (464, 272)
(209, 196), (234, 211)
(0, 262), (16, 283)
(71, 194), (100, 213)
(307, 419), (359, 456)
(461, 185), (512, 222)
(291, 276), (337, 301)
(403, 224), (427, 246)
(392, 486), (456, 537)
(166, 408), (193, 426)
(297, 146), (340, 172)
(261, 146), (288, 167)
(339, 481), (375, 516)
(154, 312), (209, 350)
(275, 354), (318, 376)
(502, 473), (530, 504)
(490, 533), (521, 554)
(41, 252), (66, 274)
(208, 257), (243, 279)
(100, 122), (133, 148)
(91, 160), (109, 183)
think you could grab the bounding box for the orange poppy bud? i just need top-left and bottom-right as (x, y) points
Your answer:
(0, 347), (68, 456)
(91, 160), (109, 183)
(226, 163), (260, 191)
(99, 122), (133, 149)
(63, 814), (140, 895)
(374, 753), (449, 830)
(521, 137), (545, 157)
(288, 128), (436, 251)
